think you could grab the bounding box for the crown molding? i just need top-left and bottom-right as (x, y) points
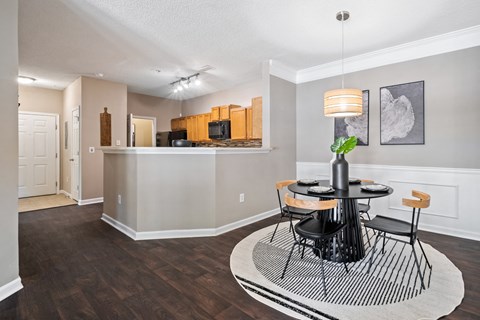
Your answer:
(270, 26), (480, 84)
(268, 60), (297, 83)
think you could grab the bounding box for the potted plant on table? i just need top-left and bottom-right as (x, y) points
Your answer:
(330, 136), (358, 190)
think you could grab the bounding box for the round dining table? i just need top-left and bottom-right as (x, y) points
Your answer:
(288, 180), (393, 262)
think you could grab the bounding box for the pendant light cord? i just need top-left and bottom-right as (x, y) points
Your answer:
(341, 12), (345, 89)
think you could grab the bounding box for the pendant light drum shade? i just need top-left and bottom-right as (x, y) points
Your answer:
(323, 11), (362, 117)
(324, 88), (362, 117)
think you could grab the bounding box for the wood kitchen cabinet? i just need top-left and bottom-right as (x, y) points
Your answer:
(220, 104), (241, 120)
(211, 107), (220, 121)
(186, 116), (197, 141)
(246, 107), (253, 139)
(251, 96), (262, 139)
(230, 107), (247, 140)
(171, 117), (186, 131)
(196, 113), (211, 141)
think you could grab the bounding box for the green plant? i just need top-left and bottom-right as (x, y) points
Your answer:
(330, 136), (358, 154)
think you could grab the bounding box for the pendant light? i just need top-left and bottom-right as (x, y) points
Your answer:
(324, 11), (362, 117)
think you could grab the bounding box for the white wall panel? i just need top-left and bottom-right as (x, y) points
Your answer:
(297, 162), (480, 241)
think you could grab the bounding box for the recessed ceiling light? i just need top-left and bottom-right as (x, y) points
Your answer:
(17, 76), (36, 85)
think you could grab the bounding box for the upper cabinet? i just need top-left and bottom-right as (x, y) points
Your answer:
(219, 104), (241, 120)
(251, 97), (262, 139)
(171, 117), (186, 131)
(230, 108), (247, 140)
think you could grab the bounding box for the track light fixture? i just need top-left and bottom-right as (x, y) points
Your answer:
(170, 73), (201, 93)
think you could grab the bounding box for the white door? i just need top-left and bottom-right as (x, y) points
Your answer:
(70, 108), (80, 201)
(18, 112), (57, 198)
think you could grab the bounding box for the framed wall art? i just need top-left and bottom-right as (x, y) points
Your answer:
(334, 90), (369, 146)
(380, 81), (424, 145)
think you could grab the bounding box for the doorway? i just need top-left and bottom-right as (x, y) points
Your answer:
(18, 112), (59, 198)
(127, 114), (156, 147)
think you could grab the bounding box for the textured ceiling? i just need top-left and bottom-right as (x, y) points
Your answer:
(18, 0), (480, 99)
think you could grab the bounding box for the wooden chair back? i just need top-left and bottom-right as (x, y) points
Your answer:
(284, 194), (337, 211)
(361, 179), (374, 184)
(402, 190), (431, 209)
(276, 180), (297, 190)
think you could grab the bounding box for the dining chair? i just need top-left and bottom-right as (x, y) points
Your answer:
(270, 180), (316, 242)
(280, 194), (349, 297)
(365, 190), (432, 289)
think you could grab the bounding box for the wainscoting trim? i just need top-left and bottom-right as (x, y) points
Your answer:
(101, 208), (278, 241)
(297, 162), (480, 241)
(0, 277), (23, 303)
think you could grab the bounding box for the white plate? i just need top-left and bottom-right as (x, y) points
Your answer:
(307, 186), (334, 194)
(297, 179), (319, 185)
(361, 184), (388, 192)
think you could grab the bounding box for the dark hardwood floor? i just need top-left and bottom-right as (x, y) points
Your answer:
(0, 204), (478, 319)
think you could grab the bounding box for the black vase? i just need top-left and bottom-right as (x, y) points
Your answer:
(332, 153), (349, 190)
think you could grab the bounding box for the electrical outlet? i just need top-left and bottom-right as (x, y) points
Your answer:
(116, 139), (121, 146)
(118, 194), (122, 204)
(239, 193), (245, 203)
(89, 146), (95, 153)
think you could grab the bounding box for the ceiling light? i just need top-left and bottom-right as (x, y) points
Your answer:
(17, 76), (36, 85)
(324, 11), (362, 117)
(170, 73), (201, 93)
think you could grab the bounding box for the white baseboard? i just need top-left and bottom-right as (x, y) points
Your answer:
(78, 197), (104, 206)
(101, 208), (279, 241)
(0, 277), (23, 302)
(59, 190), (72, 198)
(101, 214), (136, 240)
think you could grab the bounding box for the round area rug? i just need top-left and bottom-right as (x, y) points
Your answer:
(230, 222), (464, 320)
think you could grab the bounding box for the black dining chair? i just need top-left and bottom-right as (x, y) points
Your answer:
(365, 190), (432, 289)
(270, 180), (316, 242)
(280, 194), (349, 297)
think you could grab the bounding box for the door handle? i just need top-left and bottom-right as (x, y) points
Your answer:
(69, 159), (74, 161)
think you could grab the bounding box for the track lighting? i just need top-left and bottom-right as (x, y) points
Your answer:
(170, 73), (201, 93)
(17, 76), (36, 85)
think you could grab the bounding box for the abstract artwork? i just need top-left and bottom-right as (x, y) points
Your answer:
(380, 81), (424, 145)
(334, 90), (369, 146)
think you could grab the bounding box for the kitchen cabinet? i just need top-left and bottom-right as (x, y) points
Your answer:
(251, 96), (262, 139)
(196, 113), (211, 141)
(220, 104), (241, 120)
(186, 116), (198, 141)
(171, 117), (186, 131)
(246, 107), (253, 139)
(230, 107), (247, 140)
(211, 107), (220, 121)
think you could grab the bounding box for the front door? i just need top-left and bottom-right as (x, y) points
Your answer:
(18, 112), (57, 198)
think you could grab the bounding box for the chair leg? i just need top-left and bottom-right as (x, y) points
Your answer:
(411, 245), (426, 290)
(364, 225), (372, 246)
(382, 232), (386, 254)
(270, 213), (284, 243)
(336, 235), (349, 274)
(417, 239), (432, 269)
(317, 245), (327, 297)
(281, 242), (297, 279)
(367, 233), (381, 274)
(365, 212), (375, 235)
(300, 239), (306, 259)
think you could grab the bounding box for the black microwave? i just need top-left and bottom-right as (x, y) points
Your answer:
(208, 120), (231, 140)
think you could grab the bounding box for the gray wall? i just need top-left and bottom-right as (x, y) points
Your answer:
(0, 0), (20, 290)
(297, 47), (480, 169)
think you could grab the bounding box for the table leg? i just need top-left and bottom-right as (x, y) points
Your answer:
(340, 199), (365, 262)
